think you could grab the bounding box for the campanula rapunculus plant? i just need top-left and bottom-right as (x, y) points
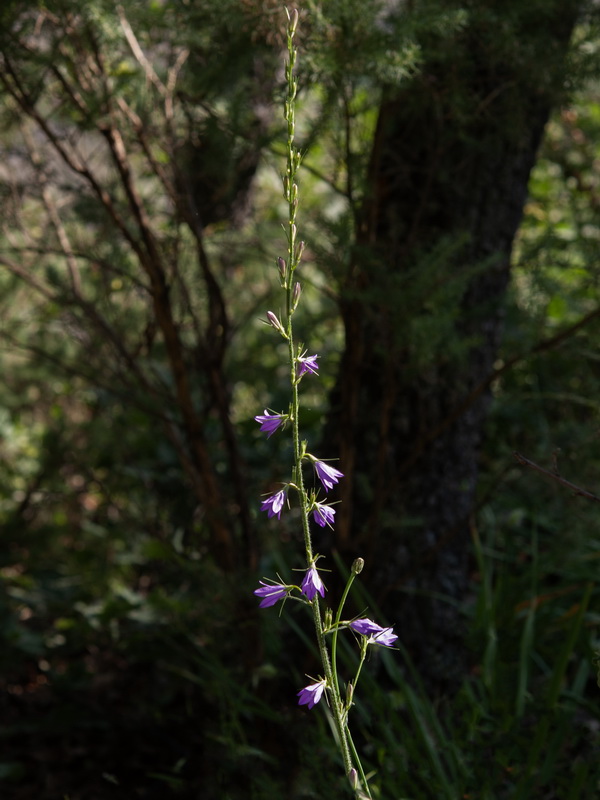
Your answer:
(251, 9), (397, 798)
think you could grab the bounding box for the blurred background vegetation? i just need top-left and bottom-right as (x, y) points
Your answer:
(0, 0), (600, 797)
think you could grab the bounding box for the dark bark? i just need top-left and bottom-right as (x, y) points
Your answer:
(325, 1), (581, 692)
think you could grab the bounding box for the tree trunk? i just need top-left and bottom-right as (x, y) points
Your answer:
(326, 1), (581, 691)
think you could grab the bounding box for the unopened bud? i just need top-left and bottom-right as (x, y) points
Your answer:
(292, 281), (301, 310)
(346, 681), (354, 706)
(277, 257), (287, 281)
(348, 768), (358, 790)
(266, 310), (286, 337)
(295, 240), (305, 264)
(288, 8), (299, 35)
(351, 557), (364, 575)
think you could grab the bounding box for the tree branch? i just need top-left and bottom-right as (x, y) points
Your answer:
(513, 451), (600, 504)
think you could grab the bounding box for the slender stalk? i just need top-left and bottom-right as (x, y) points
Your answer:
(252, 10), (394, 797)
(283, 6), (356, 789)
(331, 571), (357, 697)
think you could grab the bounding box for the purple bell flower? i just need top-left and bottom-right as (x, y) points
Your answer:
(297, 353), (319, 378)
(350, 618), (398, 647)
(311, 501), (335, 528)
(301, 565), (325, 601)
(297, 679), (326, 709)
(314, 460), (344, 493)
(254, 410), (285, 438)
(260, 488), (287, 520)
(253, 581), (289, 608)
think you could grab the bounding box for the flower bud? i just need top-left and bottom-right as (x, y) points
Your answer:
(288, 7), (299, 36)
(292, 281), (301, 310)
(266, 311), (286, 337)
(348, 768), (358, 790)
(346, 681), (354, 706)
(295, 240), (305, 264)
(351, 557), (364, 575)
(277, 257), (287, 282)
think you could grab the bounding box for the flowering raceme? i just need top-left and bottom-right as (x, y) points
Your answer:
(314, 460), (344, 493)
(254, 580), (289, 608)
(301, 565), (325, 601)
(297, 679), (326, 709)
(260, 488), (287, 520)
(350, 618), (398, 647)
(254, 410), (285, 438)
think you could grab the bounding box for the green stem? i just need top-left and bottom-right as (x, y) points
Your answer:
(348, 727), (373, 800)
(282, 10), (368, 799)
(331, 572), (357, 698)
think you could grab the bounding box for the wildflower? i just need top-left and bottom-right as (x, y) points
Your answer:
(260, 487), (287, 520)
(301, 564), (325, 601)
(314, 460), (344, 493)
(297, 353), (319, 378)
(254, 410), (285, 438)
(311, 501), (335, 528)
(297, 679), (326, 710)
(350, 618), (398, 648)
(254, 580), (289, 608)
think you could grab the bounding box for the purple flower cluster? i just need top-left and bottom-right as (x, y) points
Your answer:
(254, 330), (352, 711)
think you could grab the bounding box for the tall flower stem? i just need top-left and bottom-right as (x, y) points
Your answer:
(283, 9), (312, 565)
(283, 7), (356, 791)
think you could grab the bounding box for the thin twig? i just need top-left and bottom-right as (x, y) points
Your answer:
(513, 451), (600, 504)
(117, 5), (166, 97)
